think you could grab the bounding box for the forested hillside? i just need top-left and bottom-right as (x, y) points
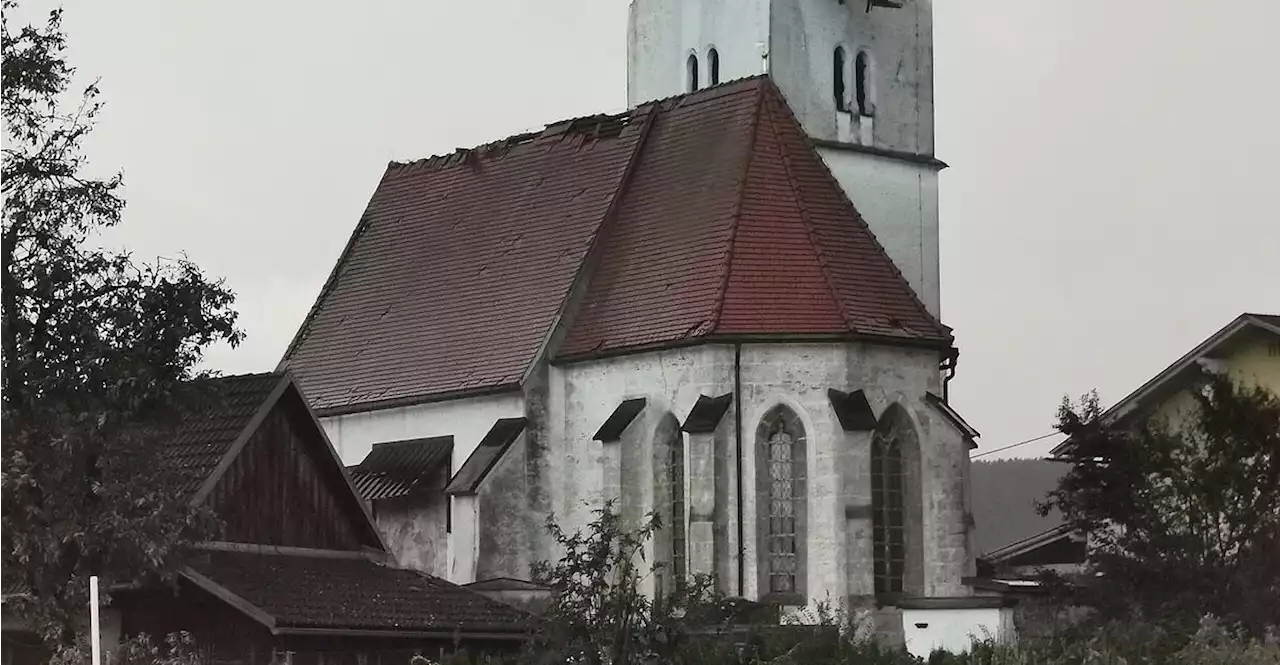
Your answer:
(971, 458), (1066, 555)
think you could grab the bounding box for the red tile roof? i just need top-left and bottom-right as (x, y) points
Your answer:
(283, 114), (646, 413)
(284, 77), (949, 413)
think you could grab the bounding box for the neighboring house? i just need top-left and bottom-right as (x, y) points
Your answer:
(967, 460), (1085, 597)
(4, 373), (529, 665)
(279, 0), (1005, 651)
(1051, 312), (1280, 457)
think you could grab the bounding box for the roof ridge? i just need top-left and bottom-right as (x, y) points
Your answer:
(632, 74), (769, 114)
(382, 77), (769, 178)
(760, 89), (856, 334)
(710, 82), (769, 333)
(764, 85), (948, 339)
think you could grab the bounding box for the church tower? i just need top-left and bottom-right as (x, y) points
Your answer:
(627, 0), (942, 319)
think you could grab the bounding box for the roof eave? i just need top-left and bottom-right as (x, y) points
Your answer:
(272, 626), (530, 640)
(315, 382), (523, 418)
(1048, 312), (1276, 456)
(553, 331), (954, 365)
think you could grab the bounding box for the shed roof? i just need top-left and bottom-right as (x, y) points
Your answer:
(283, 77), (949, 414)
(348, 436), (453, 502)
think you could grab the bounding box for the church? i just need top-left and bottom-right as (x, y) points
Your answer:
(279, 0), (997, 646)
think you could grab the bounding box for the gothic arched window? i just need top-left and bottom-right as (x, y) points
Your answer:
(755, 406), (807, 601)
(871, 404), (922, 598)
(708, 47), (720, 86)
(833, 46), (848, 111)
(653, 414), (686, 596)
(687, 53), (700, 93)
(855, 50), (874, 117)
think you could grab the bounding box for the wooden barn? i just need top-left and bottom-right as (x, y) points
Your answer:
(6, 373), (530, 664)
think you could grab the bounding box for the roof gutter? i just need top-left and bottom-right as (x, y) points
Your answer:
(554, 332), (953, 365)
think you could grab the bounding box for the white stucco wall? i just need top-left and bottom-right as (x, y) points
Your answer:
(628, 0), (770, 105)
(320, 392), (525, 470)
(901, 607), (1015, 657)
(542, 340), (970, 607)
(319, 391), (524, 584)
(548, 345), (737, 596)
(817, 147), (942, 325)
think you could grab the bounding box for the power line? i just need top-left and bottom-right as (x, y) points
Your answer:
(970, 431), (1060, 459)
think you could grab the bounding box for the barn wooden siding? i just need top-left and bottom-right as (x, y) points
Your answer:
(209, 390), (377, 550)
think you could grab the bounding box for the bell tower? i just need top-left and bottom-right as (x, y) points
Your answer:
(627, 0), (942, 320)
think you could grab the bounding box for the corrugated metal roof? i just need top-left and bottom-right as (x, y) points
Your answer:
(283, 77), (950, 414)
(347, 436), (453, 502)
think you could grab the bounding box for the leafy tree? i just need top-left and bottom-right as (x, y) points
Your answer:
(1042, 374), (1280, 635)
(524, 502), (725, 665)
(2, 1), (242, 649)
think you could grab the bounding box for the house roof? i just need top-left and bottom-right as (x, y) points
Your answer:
(348, 436), (454, 502)
(162, 372), (284, 496)
(1050, 312), (1280, 456)
(183, 550), (529, 636)
(282, 77), (949, 415)
(984, 524), (1082, 566)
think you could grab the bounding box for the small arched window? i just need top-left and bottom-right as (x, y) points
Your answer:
(833, 46), (848, 111)
(708, 48), (721, 86)
(855, 50), (874, 116)
(755, 405), (807, 602)
(687, 53), (700, 93)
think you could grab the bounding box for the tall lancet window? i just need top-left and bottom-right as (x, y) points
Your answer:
(833, 46), (848, 111)
(687, 53), (700, 93)
(670, 429), (687, 591)
(871, 404), (921, 597)
(654, 415), (686, 596)
(855, 50), (874, 116)
(756, 406), (807, 601)
(708, 48), (721, 86)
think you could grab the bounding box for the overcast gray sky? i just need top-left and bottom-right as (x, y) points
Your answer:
(26, 0), (1280, 458)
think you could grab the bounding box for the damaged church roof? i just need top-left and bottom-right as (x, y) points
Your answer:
(282, 77), (950, 414)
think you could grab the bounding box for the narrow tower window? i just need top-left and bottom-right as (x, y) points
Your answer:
(855, 51), (873, 116)
(833, 47), (848, 111)
(687, 53), (700, 93)
(755, 406), (807, 602)
(708, 48), (721, 86)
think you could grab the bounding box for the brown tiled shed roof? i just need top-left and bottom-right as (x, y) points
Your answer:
(283, 77), (950, 414)
(185, 550), (529, 634)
